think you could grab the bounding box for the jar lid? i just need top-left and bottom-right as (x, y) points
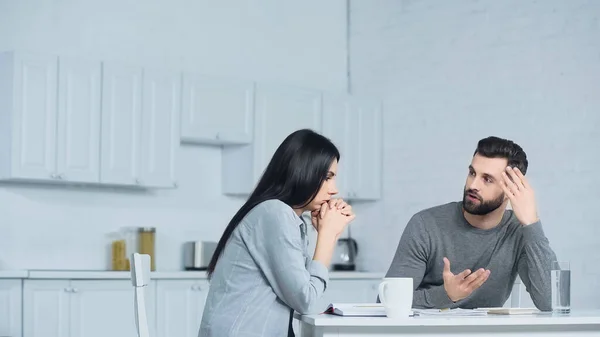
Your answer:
(138, 227), (156, 233)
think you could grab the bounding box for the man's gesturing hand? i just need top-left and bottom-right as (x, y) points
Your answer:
(442, 257), (491, 302)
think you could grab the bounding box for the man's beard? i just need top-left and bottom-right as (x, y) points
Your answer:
(462, 188), (505, 215)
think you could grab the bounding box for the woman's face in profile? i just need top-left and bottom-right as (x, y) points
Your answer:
(306, 159), (339, 211)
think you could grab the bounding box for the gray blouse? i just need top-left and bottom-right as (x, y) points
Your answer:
(199, 199), (330, 337)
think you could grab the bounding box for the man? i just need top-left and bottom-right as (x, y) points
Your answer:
(384, 136), (557, 311)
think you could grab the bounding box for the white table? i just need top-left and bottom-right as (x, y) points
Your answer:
(295, 310), (600, 337)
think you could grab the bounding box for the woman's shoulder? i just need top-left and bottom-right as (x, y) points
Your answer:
(248, 199), (296, 219)
(242, 199), (300, 231)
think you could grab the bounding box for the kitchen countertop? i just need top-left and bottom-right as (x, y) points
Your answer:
(0, 270), (29, 278)
(0, 270), (384, 280)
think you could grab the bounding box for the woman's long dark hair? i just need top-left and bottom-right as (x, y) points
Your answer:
(206, 128), (340, 278)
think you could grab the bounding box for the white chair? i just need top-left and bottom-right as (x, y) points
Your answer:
(131, 253), (151, 337)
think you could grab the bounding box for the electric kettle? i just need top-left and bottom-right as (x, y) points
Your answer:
(331, 238), (358, 271)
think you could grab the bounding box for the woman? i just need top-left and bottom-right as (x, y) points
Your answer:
(199, 129), (355, 337)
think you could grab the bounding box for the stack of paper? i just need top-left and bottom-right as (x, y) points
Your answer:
(324, 303), (387, 317)
(478, 307), (541, 315)
(413, 308), (488, 317)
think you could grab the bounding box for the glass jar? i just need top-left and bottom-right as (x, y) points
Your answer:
(138, 227), (156, 271)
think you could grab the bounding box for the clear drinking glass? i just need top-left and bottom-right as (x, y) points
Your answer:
(551, 261), (571, 314)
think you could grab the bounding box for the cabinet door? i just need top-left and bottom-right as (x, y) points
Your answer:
(322, 94), (353, 199)
(0, 280), (22, 337)
(181, 74), (254, 145)
(23, 280), (70, 337)
(253, 84), (322, 176)
(222, 84), (322, 195)
(347, 99), (383, 200)
(9, 52), (58, 180)
(69, 280), (156, 337)
(139, 69), (180, 188)
(56, 57), (102, 183)
(100, 62), (143, 186)
(156, 280), (209, 337)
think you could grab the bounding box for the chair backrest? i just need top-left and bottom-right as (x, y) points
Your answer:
(131, 253), (151, 337)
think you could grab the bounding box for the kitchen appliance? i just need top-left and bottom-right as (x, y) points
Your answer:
(184, 241), (217, 271)
(331, 237), (358, 271)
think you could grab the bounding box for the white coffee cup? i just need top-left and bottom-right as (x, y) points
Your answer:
(378, 277), (413, 318)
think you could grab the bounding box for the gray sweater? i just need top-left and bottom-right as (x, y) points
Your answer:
(384, 201), (557, 311)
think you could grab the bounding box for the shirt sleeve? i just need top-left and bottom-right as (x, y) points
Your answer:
(239, 203), (329, 315)
(517, 220), (557, 311)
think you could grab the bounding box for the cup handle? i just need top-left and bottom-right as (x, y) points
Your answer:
(378, 281), (388, 305)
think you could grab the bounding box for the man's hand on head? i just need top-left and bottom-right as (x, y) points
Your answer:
(500, 167), (539, 226)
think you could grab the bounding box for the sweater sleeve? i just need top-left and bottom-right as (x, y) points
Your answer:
(240, 205), (329, 315)
(516, 220), (557, 311)
(381, 213), (454, 309)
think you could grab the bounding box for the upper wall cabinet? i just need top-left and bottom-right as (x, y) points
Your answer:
(0, 51), (102, 184)
(0, 51), (179, 188)
(321, 94), (383, 200)
(222, 84), (322, 195)
(180, 73), (253, 145)
(99, 62), (143, 186)
(100, 63), (179, 188)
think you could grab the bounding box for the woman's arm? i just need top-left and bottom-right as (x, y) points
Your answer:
(240, 202), (332, 314)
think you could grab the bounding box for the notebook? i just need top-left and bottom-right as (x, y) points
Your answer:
(324, 303), (387, 317)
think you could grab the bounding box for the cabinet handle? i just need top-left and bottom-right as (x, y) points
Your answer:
(215, 133), (220, 140)
(135, 178), (142, 185)
(72, 288), (78, 293)
(173, 181), (178, 187)
(64, 287), (70, 292)
(57, 173), (64, 180)
(51, 173), (58, 179)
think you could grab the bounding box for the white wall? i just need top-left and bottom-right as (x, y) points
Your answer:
(2, 0), (598, 310)
(350, 0), (600, 309)
(0, 0), (348, 270)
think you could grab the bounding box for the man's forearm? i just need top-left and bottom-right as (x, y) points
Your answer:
(519, 221), (557, 311)
(413, 285), (456, 309)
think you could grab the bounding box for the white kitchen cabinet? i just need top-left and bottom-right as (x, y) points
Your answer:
(139, 69), (180, 188)
(23, 279), (156, 337)
(321, 94), (352, 199)
(0, 51), (103, 185)
(156, 280), (209, 337)
(23, 280), (70, 337)
(69, 280), (156, 337)
(56, 57), (103, 183)
(222, 84), (322, 195)
(0, 280), (22, 337)
(322, 94), (383, 200)
(0, 52), (58, 182)
(99, 62), (143, 186)
(100, 63), (179, 188)
(180, 73), (254, 145)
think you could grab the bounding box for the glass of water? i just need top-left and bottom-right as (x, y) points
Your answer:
(551, 261), (571, 314)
